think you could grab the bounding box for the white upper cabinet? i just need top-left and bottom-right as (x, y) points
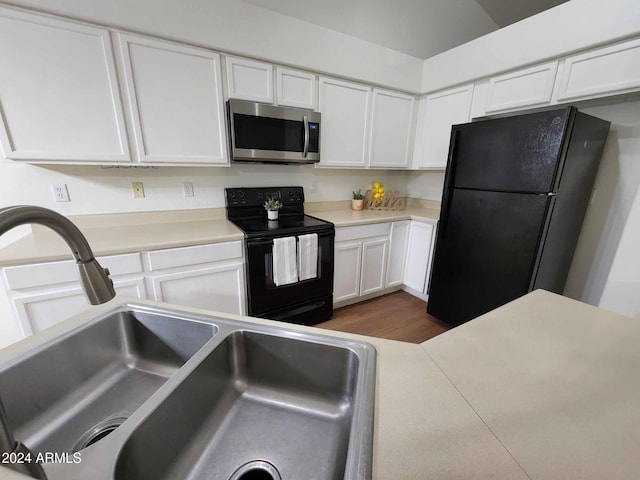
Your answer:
(225, 56), (273, 103)
(484, 61), (558, 114)
(116, 33), (228, 165)
(276, 67), (317, 110)
(557, 37), (640, 102)
(413, 84), (473, 169)
(0, 7), (130, 162)
(368, 89), (415, 169)
(318, 77), (372, 168)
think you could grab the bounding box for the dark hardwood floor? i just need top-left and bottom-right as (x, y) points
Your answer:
(316, 291), (449, 344)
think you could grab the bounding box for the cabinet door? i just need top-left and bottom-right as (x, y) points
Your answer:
(318, 77), (371, 168)
(386, 221), (410, 287)
(148, 262), (245, 315)
(368, 89), (415, 168)
(485, 62), (558, 114)
(557, 37), (640, 102)
(360, 238), (389, 296)
(403, 222), (434, 293)
(413, 85), (473, 169)
(0, 7), (130, 162)
(334, 241), (363, 303)
(276, 67), (316, 110)
(117, 34), (228, 165)
(225, 56), (273, 103)
(11, 277), (146, 336)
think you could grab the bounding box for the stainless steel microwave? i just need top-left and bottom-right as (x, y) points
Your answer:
(227, 99), (320, 164)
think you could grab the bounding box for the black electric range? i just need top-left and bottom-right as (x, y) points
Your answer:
(225, 186), (334, 325)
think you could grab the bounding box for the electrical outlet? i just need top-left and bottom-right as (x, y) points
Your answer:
(132, 182), (145, 199)
(51, 184), (70, 202)
(310, 181), (318, 193)
(183, 182), (194, 197)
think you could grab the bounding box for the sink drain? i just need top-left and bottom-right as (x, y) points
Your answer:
(74, 415), (128, 452)
(229, 460), (281, 480)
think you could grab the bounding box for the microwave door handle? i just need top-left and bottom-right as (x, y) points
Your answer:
(303, 115), (310, 158)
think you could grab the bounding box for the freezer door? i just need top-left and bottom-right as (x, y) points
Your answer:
(449, 108), (572, 193)
(427, 188), (551, 326)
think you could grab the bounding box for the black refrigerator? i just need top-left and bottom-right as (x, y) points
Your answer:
(427, 107), (610, 327)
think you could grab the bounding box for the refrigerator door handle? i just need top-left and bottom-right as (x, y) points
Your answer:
(439, 129), (461, 238)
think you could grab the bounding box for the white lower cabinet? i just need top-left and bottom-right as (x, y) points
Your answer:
(147, 262), (245, 315)
(0, 241), (247, 344)
(333, 223), (390, 305)
(333, 241), (363, 303)
(1, 252), (146, 338)
(145, 241), (246, 315)
(386, 221), (410, 288)
(360, 239), (389, 296)
(11, 277), (146, 336)
(403, 221), (435, 298)
(333, 220), (436, 306)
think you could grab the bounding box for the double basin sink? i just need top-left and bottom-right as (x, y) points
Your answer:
(0, 303), (376, 480)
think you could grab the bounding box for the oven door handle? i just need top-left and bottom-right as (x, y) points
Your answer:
(247, 238), (274, 247)
(303, 115), (310, 158)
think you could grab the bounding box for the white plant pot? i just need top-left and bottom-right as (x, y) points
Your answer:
(267, 210), (279, 221)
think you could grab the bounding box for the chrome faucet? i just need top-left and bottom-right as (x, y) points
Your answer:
(0, 206), (117, 479)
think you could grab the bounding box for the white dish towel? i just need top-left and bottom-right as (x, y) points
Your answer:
(272, 236), (299, 286)
(297, 233), (318, 281)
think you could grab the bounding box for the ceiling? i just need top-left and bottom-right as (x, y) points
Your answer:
(244, 0), (569, 59)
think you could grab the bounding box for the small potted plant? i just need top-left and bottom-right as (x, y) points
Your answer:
(264, 197), (283, 221)
(352, 189), (365, 211)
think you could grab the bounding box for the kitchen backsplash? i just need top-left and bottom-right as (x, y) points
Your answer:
(0, 161), (444, 216)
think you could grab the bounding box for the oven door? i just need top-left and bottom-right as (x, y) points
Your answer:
(245, 230), (334, 325)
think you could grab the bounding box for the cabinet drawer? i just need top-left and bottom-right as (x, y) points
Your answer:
(146, 241), (243, 271)
(335, 223), (390, 242)
(3, 253), (143, 290)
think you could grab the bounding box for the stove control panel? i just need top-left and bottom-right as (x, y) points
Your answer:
(225, 187), (304, 207)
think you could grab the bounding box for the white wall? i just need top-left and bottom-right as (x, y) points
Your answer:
(598, 184), (640, 318)
(243, 0), (498, 60)
(7, 0), (423, 92)
(421, 0), (640, 93)
(556, 99), (640, 318)
(406, 171), (446, 202)
(563, 100), (640, 308)
(0, 162), (415, 216)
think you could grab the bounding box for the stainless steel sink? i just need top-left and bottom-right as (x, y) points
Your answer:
(0, 302), (376, 480)
(0, 309), (216, 456)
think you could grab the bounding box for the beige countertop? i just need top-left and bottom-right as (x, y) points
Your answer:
(0, 201), (440, 266)
(423, 290), (640, 480)
(2, 289), (635, 479)
(306, 199), (440, 226)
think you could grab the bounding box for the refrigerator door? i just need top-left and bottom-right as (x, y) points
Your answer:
(449, 108), (572, 193)
(427, 188), (552, 326)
